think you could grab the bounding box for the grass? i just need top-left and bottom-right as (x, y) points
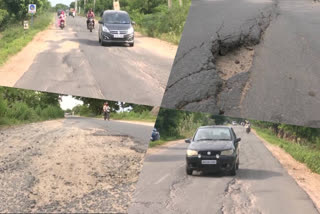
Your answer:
(110, 111), (157, 123)
(0, 13), (54, 65)
(254, 126), (320, 174)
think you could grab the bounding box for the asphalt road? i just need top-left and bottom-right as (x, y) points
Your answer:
(161, 0), (320, 128)
(66, 116), (154, 143)
(0, 117), (154, 213)
(14, 15), (174, 106)
(128, 126), (319, 214)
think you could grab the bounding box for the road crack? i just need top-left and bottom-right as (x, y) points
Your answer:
(220, 179), (261, 214)
(162, 1), (279, 115)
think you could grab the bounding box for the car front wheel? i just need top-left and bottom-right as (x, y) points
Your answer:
(186, 166), (193, 175)
(229, 164), (236, 176)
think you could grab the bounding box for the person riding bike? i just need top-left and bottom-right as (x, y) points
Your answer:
(58, 10), (66, 27)
(245, 121), (251, 133)
(103, 102), (110, 121)
(86, 8), (95, 29)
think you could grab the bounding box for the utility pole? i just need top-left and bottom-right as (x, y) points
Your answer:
(94, 0), (96, 11)
(168, 0), (172, 9)
(179, 0), (183, 6)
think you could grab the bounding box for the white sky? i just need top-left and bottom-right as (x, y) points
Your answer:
(59, 95), (83, 110)
(49, 0), (74, 7)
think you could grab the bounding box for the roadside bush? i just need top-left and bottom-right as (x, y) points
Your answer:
(6, 102), (39, 122)
(110, 110), (156, 122)
(40, 106), (64, 119)
(0, 9), (9, 29)
(0, 95), (7, 117)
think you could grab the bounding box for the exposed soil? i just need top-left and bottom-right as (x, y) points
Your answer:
(0, 120), (146, 213)
(216, 47), (255, 80)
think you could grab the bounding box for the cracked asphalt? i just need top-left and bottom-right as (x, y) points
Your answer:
(128, 126), (319, 214)
(161, 0), (320, 128)
(11, 16), (175, 106)
(0, 117), (153, 213)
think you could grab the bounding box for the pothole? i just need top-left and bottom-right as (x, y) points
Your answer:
(216, 46), (255, 80)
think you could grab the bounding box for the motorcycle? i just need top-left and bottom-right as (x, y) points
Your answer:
(104, 111), (110, 121)
(87, 18), (94, 32)
(246, 126), (251, 134)
(60, 19), (65, 29)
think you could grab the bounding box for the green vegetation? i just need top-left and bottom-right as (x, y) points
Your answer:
(153, 108), (216, 146)
(0, 0), (53, 65)
(0, 13), (53, 65)
(254, 126), (320, 174)
(0, 87), (64, 126)
(110, 110), (156, 122)
(74, 0), (191, 44)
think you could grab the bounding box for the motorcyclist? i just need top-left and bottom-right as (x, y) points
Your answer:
(58, 11), (66, 27)
(86, 8), (95, 29)
(245, 121), (251, 133)
(103, 102), (111, 121)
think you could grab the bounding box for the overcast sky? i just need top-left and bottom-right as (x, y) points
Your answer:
(49, 0), (74, 7)
(59, 95), (83, 110)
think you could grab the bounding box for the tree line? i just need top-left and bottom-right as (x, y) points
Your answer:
(70, 96), (153, 116)
(155, 108), (320, 147)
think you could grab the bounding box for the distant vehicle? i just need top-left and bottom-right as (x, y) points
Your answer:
(185, 126), (241, 176)
(232, 121), (237, 125)
(98, 10), (135, 47)
(150, 128), (160, 141)
(69, 8), (75, 16)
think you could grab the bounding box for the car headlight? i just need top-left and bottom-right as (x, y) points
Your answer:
(221, 149), (234, 156)
(102, 26), (110, 33)
(127, 27), (134, 34)
(187, 150), (198, 156)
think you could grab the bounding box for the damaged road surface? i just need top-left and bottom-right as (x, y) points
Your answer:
(128, 126), (319, 214)
(0, 117), (153, 213)
(0, 16), (176, 106)
(162, 0), (320, 128)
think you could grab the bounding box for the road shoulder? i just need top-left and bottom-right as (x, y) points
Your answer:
(252, 129), (320, 212)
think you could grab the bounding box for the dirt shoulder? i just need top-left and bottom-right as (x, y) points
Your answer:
(0, 119), (146, 213)
(134, 32), (177, 59)
(147, 139), (184, 155)
(252, 129), (320, 212)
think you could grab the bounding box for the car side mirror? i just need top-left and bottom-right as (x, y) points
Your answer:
(131, 21), (136, 25)
(185, 139), (191, 143)
(98, 20), (103, 24)
(236, 138), (241, 143)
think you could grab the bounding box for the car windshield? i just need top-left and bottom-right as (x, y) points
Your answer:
(104, 13), (130, 24)
(194, 128), (232, 141)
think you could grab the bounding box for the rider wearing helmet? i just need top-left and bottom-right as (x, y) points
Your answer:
(86, 8), (95, 28)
